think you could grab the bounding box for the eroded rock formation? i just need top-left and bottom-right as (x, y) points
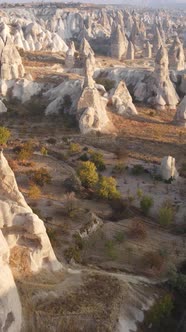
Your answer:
(0, 38), (25, 80)
(160, 156), (179, 181)
(0, 151), (62, 273)
(174, 95), (186, 127)
(0, 230), (22, 332)
(77, 56), (110, 134)
(169, 36), (185, 71)
(110, 25), (128, 60)
(111, 80), (137, 117)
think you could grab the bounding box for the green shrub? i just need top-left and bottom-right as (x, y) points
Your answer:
(30, 168), (51, 187)
(114, 231), (126, 244)
(90, 151), (106, 171)
(159, 206), (174, 226)
(28, 184), (41, 199)
(97, 176), (121, 200)
(140, 195), (154, 216)
(112, 163), (126, 174)
(41, 146), (48, 156)
(95, 78), (115, 92)
(69, 142), (81, 154)
(146, 294), (174, 328)
(131, 164), (145, 175)
(79, 153), (89, 161)
(17, 140), (34, 161)
(136, 188), (143, 199)
(77, 161), (98, 188)
(64, 246), (81, 263)
(0, 127), (11, 145)
(105, 240), (118, 260)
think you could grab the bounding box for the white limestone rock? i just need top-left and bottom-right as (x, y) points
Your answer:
(0, 152), (62, 273)
(111, 80), (138, 117)
(78, 88), (110, 134)
(110, 25), (128, 60)
(0, 230), (22, 332)
(169, 36), (185, 71)
(78, 212), (103, 239)
(0, 99), (7, 113)
(126, 41), (135, 60)
(174, 95), (186, 127)
(45, 80), (82, 115)
(0, 38), (25, 81)
(160, 156), (179, 181)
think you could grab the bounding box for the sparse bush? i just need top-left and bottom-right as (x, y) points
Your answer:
(112, 163), (126, 174)
(90, 151), (106, 171)
(131, 164), (145, 175)
(41, 146), (48, 156)
(114, 231), (126, 244)
(64, 246), (81, 263)
(28, 184), (41, 199)
(115, 146), (128, 161)
(140, 195), (154, 216)
(29, 168), (51, 187)
(129, 220), (147, 239)
(79, 153), (89, 162)
(46, 138), (56, 145)
(17, 140), (34, 162)
(109, 198), (131, 221)
(146, 294), (173, 328)
(97, 176), (121, 200)
(105, 240), (118, 260)
(158, 206), (174, 226)
(69, 142), (81, 154)
(63, 192), (77, 215)
(136, 188), (143, 199)
(143, 251), (164, 271)
(0, 126), (11, 145)
(77, 161), (98, 188)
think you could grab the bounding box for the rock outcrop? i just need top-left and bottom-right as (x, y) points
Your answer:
(0, 151), (62, 273)
(65, 41), (76, 69)
(126, 41), (135, 60)
(174, 95), (186, 127)
(150, 46), (179, 109)
(0, 230), (22, 332)
(0, 38), (25, 80)
(152, 27), (163, 53)
(77, 53), (110, 134)
(111, 80), (138, 117)
(79, 38), (94, 66)
(169, 36), (185, 71)
(110, 25), (128, 60)
(143, 41), (152, 58)
(0, 99), (7, 113)
(160, 156), (179, 181)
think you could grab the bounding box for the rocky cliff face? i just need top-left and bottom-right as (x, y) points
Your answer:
(0, 151), (62, 332)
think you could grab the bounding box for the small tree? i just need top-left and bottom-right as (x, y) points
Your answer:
(90, 151), (106, 171)
(97, 176), (121, 200)
(69, 142), (81, 154)
(140, 195), (154, 216)
(31, 168), (51, 187)
(77, 161), (98, 188)
(28, 184), (41, 199)
(40, 146), (48, 156)
(159, 206), (174, 226)
(0, 127), (11, 145)
(63, 192), (77, 215)
(17, 140), (34, 162)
